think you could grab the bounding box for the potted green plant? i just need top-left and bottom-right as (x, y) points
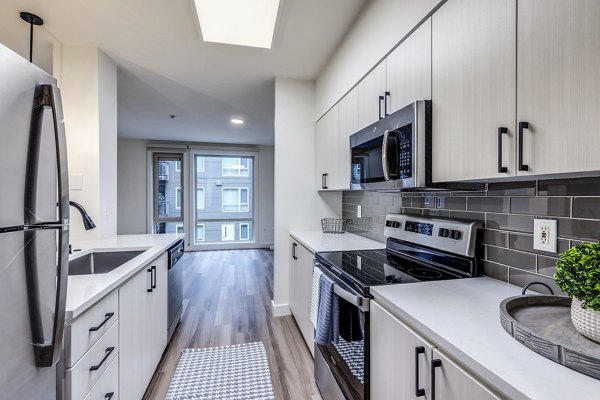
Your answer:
(554, 242), (600, 343)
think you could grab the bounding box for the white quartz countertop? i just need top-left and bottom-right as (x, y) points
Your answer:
(289, 230), (385, 253)
(65, 234), (182, 321)
(371, 277), (599, 400)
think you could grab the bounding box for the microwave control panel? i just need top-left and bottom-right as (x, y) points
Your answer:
(397, 124), (412, 179)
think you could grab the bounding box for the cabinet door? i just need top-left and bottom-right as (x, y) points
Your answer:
(357, 62), (387, 130)
(288, 238), (316, 356)
(119, 266), (153, 400)
(337, 88), (358, 191)
(148, 252), (168, 370)
(370, 302), (435, 400)
(431, 0), (516, 182)
(517, 0), (600, 176)
(315, 106), (340, 190)
(386, 18), (432, 114)
(431, 349), (500, 400)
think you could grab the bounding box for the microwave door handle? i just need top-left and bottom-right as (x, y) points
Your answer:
(382, 130), (390, 181)
(27, 84), (70, 367)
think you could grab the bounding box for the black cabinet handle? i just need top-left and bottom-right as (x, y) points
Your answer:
(415, 346), (426, 397)
(147, 268), (153, 292)
(292, 243), (298, 260)
(518, 121), (529, 171)
(497, 127), (508, 173)
(384, 91), (391, 116)
(105, 393), (114, 400)
(89, 312), (115, 332)
(322, 173), (328, 190)
(378, 96), (384, 120)
(152, 265), (157, 289)
(431, 358), (442, 400)
(90, 347), (115, 371)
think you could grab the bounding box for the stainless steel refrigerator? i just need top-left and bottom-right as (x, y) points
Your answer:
(0, 43), (69, 399)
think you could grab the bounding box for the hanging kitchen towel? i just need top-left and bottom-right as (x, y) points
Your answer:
(338, 297), (363, 342)
(310, 265), (323, 328)
(315, 273), (339, 345)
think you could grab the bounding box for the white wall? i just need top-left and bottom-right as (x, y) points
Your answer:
(315, 0), (442, 119)
(53, 45), (118, 240)
(117, 139), (148, 234)
(257, 145), (275, 246)
(273, 78), (341, 315)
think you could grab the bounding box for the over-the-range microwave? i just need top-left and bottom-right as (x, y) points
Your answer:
(350, 100), (431, 191)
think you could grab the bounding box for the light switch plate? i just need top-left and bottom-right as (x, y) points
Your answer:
(533, 219), (558, 253)
(70, 174), (83, 191)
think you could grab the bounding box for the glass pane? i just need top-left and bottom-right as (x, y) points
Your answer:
(240, 224), (249, 240)
(196, 156), (204, 172)
(156, 157), (182, 219)
(193, 154), (254, 244)
(196, 188), (204, 210)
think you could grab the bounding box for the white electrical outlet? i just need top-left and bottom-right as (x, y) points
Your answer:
(357, 205), (362, 219)
(533, 219), (558, 253)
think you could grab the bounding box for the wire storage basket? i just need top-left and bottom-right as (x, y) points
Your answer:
(321, 218), (348, 234)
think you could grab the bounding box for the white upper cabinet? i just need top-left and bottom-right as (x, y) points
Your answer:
(431, 0), (517, 182)
(338, 87), (359, 189)
(517, 0), (600, 176)
(315, 105), (340, 190)
(357, 62), (387, 130)
(386, 18), (432, 114)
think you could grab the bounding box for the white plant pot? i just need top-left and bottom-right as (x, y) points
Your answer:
(571, 297), (600, 343)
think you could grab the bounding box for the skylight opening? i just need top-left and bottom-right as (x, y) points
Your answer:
(193, 0), (280, 49)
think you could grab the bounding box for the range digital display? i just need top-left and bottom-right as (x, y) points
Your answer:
(405, 221), (433, 236)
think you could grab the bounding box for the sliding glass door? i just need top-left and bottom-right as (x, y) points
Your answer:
(187, 151), (255, 249)
(152, 153), (184, 234)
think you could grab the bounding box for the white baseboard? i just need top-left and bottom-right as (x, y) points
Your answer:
(271, 300), (291, 317)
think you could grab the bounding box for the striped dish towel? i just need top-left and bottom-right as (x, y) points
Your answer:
(310, 265), (323, 328)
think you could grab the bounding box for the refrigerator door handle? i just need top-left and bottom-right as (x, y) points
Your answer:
(27, 84), (70, 367)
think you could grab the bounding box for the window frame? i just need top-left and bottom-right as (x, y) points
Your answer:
(221, 223), (235, 241)
(195, 223), (205, 242)
(222, 157), (250, 177)
(196, 187), (205, 210)
(239, 223), (250, 241)
(221, 187), (249, 212)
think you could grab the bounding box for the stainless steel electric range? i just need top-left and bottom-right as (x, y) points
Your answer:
(313, 214), (482, 400)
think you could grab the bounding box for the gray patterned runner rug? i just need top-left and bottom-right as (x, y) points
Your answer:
(166, 342), (275, 400)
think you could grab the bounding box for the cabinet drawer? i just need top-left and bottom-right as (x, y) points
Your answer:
(66, 321), (119, 400)
(65, 290), (119, 367)
(83, 354), (119, 400)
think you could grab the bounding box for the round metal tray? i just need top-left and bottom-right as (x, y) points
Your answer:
(500, 295), (600, 380)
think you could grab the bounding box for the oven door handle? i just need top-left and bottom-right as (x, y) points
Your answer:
(333, 284), (370, 312)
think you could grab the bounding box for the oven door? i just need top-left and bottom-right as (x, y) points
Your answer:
(314, 262), (370, 400)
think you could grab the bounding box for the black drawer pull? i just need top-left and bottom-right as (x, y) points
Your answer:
(292, 243), (298, 260)
(90, 346), (115, 371)
(415, 346), (425, 397)
(431, 358), (442, 400)
(147, 268), (153, 292)
(384, 91), (391, 116)
(378, 95), (384, 120)
(518, 121), (529, 171)
(497, 127), (508, 173)
(105, 393), (114, 400)
(152, 265), (157, 289)
(89, 312), (115, 332)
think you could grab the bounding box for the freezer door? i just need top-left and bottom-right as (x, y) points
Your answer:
(0, 43), (56, 228)
(0, 228), (65, 400)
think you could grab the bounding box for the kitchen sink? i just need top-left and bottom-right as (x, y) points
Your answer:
(68, 250), (145, 276)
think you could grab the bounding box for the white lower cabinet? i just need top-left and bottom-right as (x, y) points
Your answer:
(288, 237), (316, 356)
(370, 301), (500, 400)
(119, 252), (168, 400)
(431, 349), (501, 400)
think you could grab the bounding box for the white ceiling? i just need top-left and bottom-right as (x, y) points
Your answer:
(0, 0), (366, 145)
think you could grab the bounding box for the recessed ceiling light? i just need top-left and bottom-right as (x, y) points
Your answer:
(231, 118), (244, 125)
(193, 0), (280, 49)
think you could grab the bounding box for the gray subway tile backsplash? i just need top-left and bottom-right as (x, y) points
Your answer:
(341, 176), (600, 292)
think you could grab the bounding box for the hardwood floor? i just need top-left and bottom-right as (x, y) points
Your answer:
(143, 249), (322, 400)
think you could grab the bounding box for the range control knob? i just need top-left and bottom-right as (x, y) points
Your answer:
(438, 228), (450, 238)
(385, 220), (392, 227)
(393, 221), (401, 228)
(450, 230), (462, 240)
